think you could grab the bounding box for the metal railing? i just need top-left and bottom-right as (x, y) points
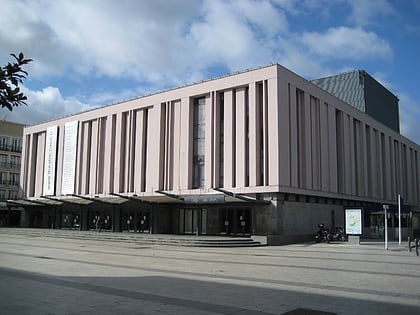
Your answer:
(0, 145), (22, 153)
(0, 162), (21, 170)
(0, 180), (19, 187)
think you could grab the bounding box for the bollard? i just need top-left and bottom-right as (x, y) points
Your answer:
(408, 237), (411, 252)
(416, 239), (420, 257)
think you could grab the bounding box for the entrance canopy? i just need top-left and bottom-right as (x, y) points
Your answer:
(10, 188), (271, 209)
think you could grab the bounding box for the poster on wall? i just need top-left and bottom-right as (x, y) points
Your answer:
(345, 208), (363, 235)
(43, 125), (58, 195)
(61, 120), (79, 195)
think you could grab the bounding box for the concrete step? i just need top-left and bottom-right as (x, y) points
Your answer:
(0, 228), (263, 247)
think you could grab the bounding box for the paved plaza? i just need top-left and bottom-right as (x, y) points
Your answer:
(0, 229), (419, 314)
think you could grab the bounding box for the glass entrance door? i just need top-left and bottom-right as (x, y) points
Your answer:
(179, 208), (207, 235)
(137, 211), (150, 233)
(220, 208), (251, 235)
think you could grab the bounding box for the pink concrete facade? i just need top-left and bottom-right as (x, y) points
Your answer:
(20, 64), (420, 207)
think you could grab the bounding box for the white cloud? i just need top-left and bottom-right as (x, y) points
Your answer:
(1, 0), (290, 85)
(0, 86), (93, 126)
(397, 93), (420, 145)
(301, 27), (392, 60)
(2, 0), (418, 145)
(346, 0), (395, 27)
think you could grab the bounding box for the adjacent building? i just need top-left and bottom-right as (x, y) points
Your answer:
(311, 70), (400, 133)
(0, 120), (24, 226)
(13, 64), (420, 244)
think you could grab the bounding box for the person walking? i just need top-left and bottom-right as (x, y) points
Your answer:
(95, 216), (101, 232)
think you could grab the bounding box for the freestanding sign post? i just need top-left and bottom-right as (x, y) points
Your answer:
(398, 195), (402, 246)
(383, 204), (389, 250)
(345, 208), (363, 245)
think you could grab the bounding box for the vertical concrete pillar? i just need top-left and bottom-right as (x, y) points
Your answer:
(34, 133), (46, 197)
(212, 93), (221, 188)
(224, 89), (234, 187)
(90, 119), (99, 195)
(179, 97), (192, 190)
(134, 110), (146, 192)
(278, 79), (290, 187)
(248, 82), (259, 187)
(20, 207), (31, 227)
(320, 102), (330, 192)
(289, 85), (298, 188)
(235, 87), (247, 188)
(103, 115), (115, 194)
(267, 78), (279, 186)
(328, 105), (338, 193)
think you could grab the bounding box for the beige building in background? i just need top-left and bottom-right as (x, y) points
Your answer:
(14, 64), (420, 244)
(0, 120), (24, 226)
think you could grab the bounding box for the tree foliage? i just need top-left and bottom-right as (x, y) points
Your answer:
(0, 53), (33, 111)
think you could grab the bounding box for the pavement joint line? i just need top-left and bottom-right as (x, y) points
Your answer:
(0, 267), (276, 315)
(1, 250), (419, 301)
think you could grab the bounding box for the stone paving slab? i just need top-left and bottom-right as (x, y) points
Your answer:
(0, 229), (419, 314)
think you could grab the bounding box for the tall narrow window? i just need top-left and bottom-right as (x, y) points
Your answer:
(192, 97), (206, 189)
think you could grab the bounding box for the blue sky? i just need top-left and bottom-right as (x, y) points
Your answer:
(1, 0), (419, 144)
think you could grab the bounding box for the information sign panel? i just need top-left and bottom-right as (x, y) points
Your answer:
(345, 208), (363, 235)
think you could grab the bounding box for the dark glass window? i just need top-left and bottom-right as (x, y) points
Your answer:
(192, 97), (206, 188)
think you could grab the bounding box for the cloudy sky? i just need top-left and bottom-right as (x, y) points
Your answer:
(1, 0), (420, 144)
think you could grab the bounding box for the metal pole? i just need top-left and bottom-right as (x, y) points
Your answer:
(383, 204), (388, 250)
(398, 194), (402, 246)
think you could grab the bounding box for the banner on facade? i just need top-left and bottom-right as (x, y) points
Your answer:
(345, 208), (363, 235)
(61, 120), (79, 195)
(43, 125), (58, 195)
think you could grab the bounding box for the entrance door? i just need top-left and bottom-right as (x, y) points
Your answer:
(137, 210), (150, 233)
(220, 208), (251, 235)
(179, 208), (207, 235)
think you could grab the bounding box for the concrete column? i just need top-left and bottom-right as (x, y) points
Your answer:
(89, 119), (99, 195)
(172, 101), (181, 191)
(248, 82), (259, 187)
(267, 78), (279, 186)
(113, 205), (121, 232)
(343, 114), (352, 195)
(134, 110), (146, 192)
(81, 205), (89, 231)
(35, 133), (46, 197)
(303, 92), (312, 190)
(20, 207), (31, 227)
(328, 105), (338, 193)
(235, 87), (247, 188)
(103, 115), (115, 194)
(78, 122), (90, 194)
(179, 97), (192, 190)
(289, 85), (298, 188)
(224, 89), (234, 188)
(278, 79), (290, 187)
(320, 102), (330, 192)
(114, 113), (125, 193)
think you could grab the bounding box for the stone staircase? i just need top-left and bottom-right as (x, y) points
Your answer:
(0, 228), (263, 247)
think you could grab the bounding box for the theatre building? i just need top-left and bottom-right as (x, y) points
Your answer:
(15, 64), (420, 244)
